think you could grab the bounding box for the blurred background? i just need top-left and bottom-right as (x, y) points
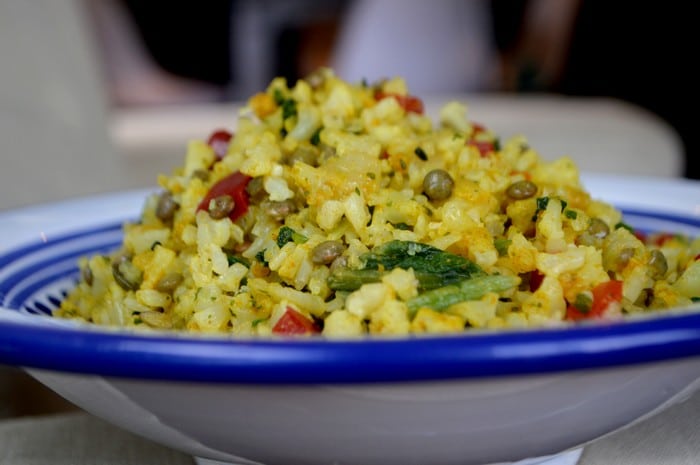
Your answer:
(0, 0), (696, 418)
(98, 0), (696, 179)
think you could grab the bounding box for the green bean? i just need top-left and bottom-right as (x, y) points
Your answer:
(407, 274), (519, 315)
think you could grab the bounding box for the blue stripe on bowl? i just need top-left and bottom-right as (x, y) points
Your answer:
(0, 222), (122, 269)
(0, 208), (699, 383)
(1, 241), (121, 308)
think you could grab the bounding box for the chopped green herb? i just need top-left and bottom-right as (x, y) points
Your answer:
(134, 317), (143, 325)
(691, 297), (700, 303)
(252, 318), (267, 327)
(399, 159), (407, 170)
(310, 127), (322, 145)
(273, 88), (297, 120)
(150, 241), (162, 251)
(533, 197), (569, 221)
(414, 147), (428, 161)
(494, 238), (512, 256)
(615, 222), (635, 233)
(573, 293), (593, 313)
(255, 249), (268, 266)
(366, 172), (376, 179)
(392, 222), (412, 230)
(565, 209), (578, 220)
(494, 138), (501, 151)
(226, 254), (251, 268)
(281, 98), (297, 120)
(355, 187), (361, 196)
(277, 226), (308, 248)
(532, 196), (550, 221)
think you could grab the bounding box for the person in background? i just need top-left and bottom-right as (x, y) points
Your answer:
(330, 0), (497, 94)
(492, 0), (696, 179)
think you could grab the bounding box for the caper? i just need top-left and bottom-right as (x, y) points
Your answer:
(208, 195), (234, 219)
(155, 192), (179, 222)
(506, 180), (538, 200)
(648, 249), (668, 278)
(155, 272), (184, 294)
(617, 247), (636, 268)
(319, 144), (337, 163)
(287, 145), (319, 167)
(423, 169), (454, 201)
(245, 176), (266, 202)
(262, 199), (297, 221)
(588, 218), (610, 239)
(312, 240), (345, 265)
(191, 169), (210, 182)
(112, 256), (142, 291)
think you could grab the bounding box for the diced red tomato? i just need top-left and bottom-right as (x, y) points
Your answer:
(379, 151), (389, 160)
(272, 307), (321, 335)
(467, 140), (494, 157)
(529, 270), (545, 292)
(375, 91), (424, 114)
(566, 280), (623, 321)
(197, 171), (252, 221)
(207, 129), (233, 160)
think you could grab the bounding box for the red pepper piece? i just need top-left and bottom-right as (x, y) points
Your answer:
(529, 269), (545, 292)
(633, 230), (648, 243)
(272, 307), (321, 335)
(471, 122), (486, 135)
(510, 170), (532, 181)
(197, 171), (252, 221)
(467, 140), (494, 157)
(653, 232), (677, 247)
(207, 129), (233, 160)
(375, 91), (424, 114)
(566, 280), (623, 321)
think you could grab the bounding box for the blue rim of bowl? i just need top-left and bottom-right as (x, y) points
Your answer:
(1, 207), (699, 384)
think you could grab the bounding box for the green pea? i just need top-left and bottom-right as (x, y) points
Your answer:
(423, 169), (454, 201)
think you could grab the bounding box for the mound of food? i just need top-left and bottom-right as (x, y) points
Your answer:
(58, 69), (700, 336)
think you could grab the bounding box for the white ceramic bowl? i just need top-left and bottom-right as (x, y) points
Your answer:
(1, 174), (699, 465)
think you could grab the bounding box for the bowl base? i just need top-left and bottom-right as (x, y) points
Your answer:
(193, 447), (582, 465)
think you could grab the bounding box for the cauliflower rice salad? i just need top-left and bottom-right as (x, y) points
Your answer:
(59, 69), (700, 336)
